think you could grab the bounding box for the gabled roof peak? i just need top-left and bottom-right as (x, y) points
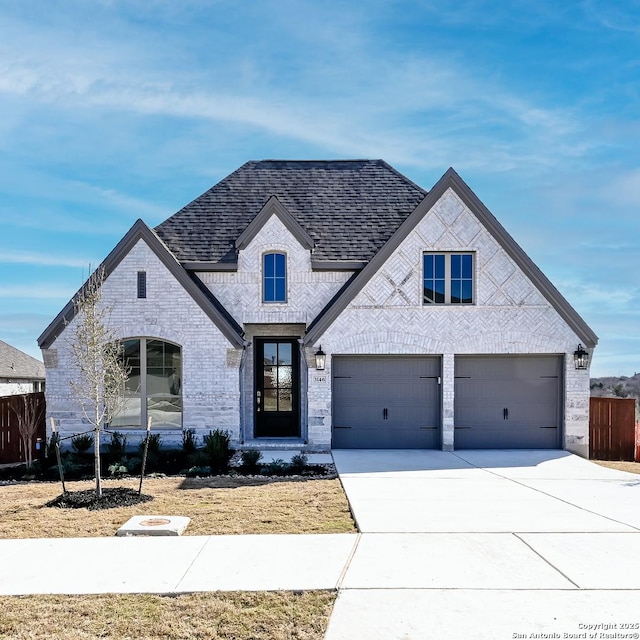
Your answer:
(235, 195), (315, 251)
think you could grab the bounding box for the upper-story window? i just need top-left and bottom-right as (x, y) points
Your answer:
(423, 253), (474, 304)
(263, 252), (287, 303)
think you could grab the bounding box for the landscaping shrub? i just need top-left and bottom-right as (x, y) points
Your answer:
(71, 433), (93, 454)
(105, 431), (128, 463)
(203, 429), (233, 474)
(138, 433), (162, 455)
(182, 428), (198, 454)
(264, 458), (288, 476)
(290, 453), (308, 474)
(240, 449), (262, 473)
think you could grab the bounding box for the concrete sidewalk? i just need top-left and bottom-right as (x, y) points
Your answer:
(0, 534), (358, 595)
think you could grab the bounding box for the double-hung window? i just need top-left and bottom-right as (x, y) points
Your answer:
(423, 253), (474, 304)
(263, 252), (287, 303)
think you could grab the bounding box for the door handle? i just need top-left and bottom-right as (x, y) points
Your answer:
(383, 408), (388, 420)
(503, 407), (509, 420)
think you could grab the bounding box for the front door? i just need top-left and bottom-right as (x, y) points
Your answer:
(255, 339), (300, 437)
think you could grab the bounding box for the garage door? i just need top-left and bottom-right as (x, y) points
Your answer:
(332, 356), (440, 449)
(454, 356), (562, 449)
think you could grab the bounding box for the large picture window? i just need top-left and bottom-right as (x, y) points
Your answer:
(423, 253), (474, 305)
(111, 338), (182, 430)
(263, 252), (287, 303)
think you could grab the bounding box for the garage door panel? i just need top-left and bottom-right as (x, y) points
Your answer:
(455, 356), (562, 449)
(333, 425), (438, 449)
(332, 356), (441, 449)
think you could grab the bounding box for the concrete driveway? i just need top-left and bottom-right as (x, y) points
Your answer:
(327, 450), (640, 640)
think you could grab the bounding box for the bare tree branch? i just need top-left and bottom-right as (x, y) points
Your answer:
(66, 265), (129, 497)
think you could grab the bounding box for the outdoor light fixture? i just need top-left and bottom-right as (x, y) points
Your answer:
(315, 345), (326, 370)
(573, 344), (589, 370)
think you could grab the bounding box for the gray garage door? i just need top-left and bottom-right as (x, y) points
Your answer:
(332, 356), (441, 449)
(454, 356), (562, 449)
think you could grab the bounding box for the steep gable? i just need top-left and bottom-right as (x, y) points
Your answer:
(38, 220), (244, 350)
(305, 168), (597, 348)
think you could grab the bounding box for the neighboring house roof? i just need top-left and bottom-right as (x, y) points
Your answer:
(154, 160), (427, 264)
(37, 220), (245, 350)
(305, 168), (599, 349)
(0, 340), (45, 380)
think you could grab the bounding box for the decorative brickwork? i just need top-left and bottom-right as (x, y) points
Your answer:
(199, 215), (353, 326)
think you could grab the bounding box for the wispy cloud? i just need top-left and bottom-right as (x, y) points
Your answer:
(0, 285), (75, 299)
(0, 251), (91, 268)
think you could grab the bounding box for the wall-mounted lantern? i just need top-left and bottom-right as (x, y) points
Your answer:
(573, 344), (589, 370)
(315, 345), (326, 371)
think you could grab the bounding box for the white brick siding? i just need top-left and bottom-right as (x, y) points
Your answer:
(307, 188), (591, 456)
(44, 187), (592, 456)
(199, 214), (353, 326)
(44, 239), (241, 448)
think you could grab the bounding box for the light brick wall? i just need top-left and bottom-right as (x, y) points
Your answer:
(43, 239), (242, 448)
(307, 188), (592, 456)
(198, 214), (353, 326)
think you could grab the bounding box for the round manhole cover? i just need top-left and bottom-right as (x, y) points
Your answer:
(140, 518), (171, 527)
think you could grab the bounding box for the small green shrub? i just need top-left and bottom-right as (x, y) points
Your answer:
(138, 433), (162, 455)
(187, 450), (210, 468)
(182, 428), (198, 454)
(290, 453), (309, 474)
(105, 431), (128, 460)
(185, 465), (212, 477)
(45, 433), (60, 465)
(108, 461), (129, 477)
(203, 429), (233, 474)
(240, 449), (262, 472)
(264, 458), (288, 476)
(71, 433), (93, 453)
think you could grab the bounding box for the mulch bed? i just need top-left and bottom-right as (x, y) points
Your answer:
(46, 487), (153, 511)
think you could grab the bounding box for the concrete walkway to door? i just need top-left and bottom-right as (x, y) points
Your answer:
(326, 450), (640, 640)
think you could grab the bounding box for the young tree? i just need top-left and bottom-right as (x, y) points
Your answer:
(68, 265), (129, 497)
(10, 393), (44, 469)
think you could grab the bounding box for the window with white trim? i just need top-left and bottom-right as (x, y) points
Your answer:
(423, 253), (474, 304)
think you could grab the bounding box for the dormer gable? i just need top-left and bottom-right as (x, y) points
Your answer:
(235, 196), (314, 252)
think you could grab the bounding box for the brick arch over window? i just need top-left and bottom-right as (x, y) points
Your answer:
(262, 252), (287, 303)
(111, 338), (182, 430)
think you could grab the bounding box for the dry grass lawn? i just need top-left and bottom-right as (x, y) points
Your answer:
(0, 591), (335, 640)
(593, 459), (640, 475)
(0, 475), (356, 538)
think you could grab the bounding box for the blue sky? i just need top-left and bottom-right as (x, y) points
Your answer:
(0, 0), (638, 376)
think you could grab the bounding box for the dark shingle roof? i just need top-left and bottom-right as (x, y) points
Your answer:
(154, 160), (427, 263)
(0, 340), (45, 380)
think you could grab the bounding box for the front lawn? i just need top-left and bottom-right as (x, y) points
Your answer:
(593, 460), (640, 475)
(0, 475), (356, 538)
(0, 591), (335, 640)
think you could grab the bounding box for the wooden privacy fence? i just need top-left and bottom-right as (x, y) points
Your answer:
(0, 392), (46, 465)
(589, 396), (637, 461)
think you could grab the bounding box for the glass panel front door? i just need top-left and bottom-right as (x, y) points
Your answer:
(255, 339), (299, 437)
